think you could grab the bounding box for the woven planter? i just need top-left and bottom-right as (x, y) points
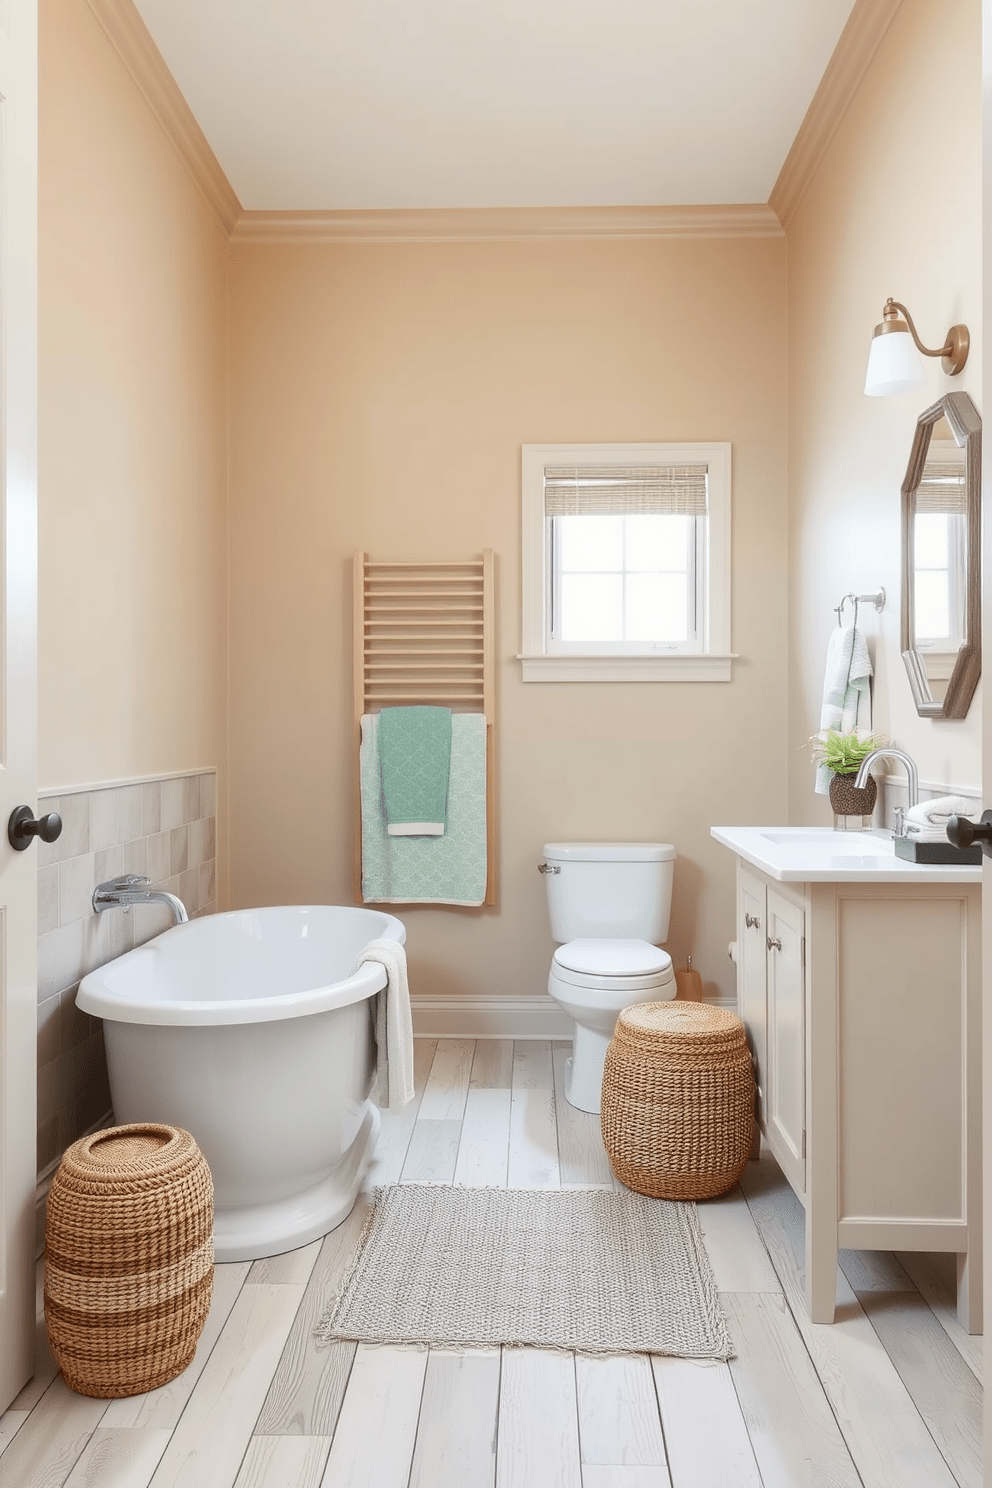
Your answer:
(828, 770), (877, 817)
(601, 1002), (755, 1201)
(45, 1124), (214, 1398)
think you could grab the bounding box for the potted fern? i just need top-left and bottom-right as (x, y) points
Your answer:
(810, 730), (885, 816)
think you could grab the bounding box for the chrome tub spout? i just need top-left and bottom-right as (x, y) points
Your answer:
(92, 874), (189, 925)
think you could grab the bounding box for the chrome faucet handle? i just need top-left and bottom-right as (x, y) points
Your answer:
(893, 805), (907, 838)
(102, 874), (149, 889)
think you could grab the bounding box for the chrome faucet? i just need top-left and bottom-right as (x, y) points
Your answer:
(853, 748), (919, 832)
(92, 874), (188, 925)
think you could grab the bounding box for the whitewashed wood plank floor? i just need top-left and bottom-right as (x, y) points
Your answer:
(0, 1037), (982, 1488)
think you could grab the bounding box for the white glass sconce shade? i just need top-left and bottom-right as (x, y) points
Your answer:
(864, 329), (926, 397)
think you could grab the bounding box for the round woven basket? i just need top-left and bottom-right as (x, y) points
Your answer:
(44, 1124), (214, 1398)
(601, 1001), (755, 1201)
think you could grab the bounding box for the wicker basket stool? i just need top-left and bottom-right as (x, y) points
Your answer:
(44, 1124), (214, 1398)
(601, 1001), (755, 1200)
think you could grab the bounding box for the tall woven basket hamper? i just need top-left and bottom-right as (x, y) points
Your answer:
(44, 1124), (214, 1398)
(601, 1001), (755, 1200)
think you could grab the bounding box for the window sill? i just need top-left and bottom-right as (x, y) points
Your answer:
(517, 653), (736, 682)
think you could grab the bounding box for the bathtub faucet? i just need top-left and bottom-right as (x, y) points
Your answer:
(92, 874), (188, 925)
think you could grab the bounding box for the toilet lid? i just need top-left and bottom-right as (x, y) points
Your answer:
(553, 939), (673, 978)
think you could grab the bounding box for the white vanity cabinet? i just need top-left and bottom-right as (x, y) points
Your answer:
(717, 828), (982, 1331)
(739, 870), (806, 1197)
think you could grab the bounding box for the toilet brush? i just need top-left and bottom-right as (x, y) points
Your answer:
(675, 954), (703, 1001)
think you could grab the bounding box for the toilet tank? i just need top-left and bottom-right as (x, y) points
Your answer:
(541, 842), (676, 944)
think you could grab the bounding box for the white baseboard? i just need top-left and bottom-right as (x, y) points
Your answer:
(410, 995), (735, 1039)
(411, 996), (572, 1039)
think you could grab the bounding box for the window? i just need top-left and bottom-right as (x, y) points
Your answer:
(520, 442), (732, 680)
(912, 440), (967, 667)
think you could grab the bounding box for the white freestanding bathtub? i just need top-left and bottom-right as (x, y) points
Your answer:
(76, 905), (405, 1261)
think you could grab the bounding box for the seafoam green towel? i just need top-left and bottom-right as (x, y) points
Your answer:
(361, 713), (487, 905)
(378, 706), (452, 836)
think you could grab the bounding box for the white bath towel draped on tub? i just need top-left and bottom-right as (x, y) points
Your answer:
(360, 712), (487, 905)
(352, 936), (415, 1111)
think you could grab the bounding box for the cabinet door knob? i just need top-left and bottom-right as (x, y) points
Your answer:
(745, 913), (760, 929)
(767, 936), (782, 951)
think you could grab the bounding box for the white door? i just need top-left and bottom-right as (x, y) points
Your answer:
(0, 0), (39, 1410)
(984, 9), (992, 1478)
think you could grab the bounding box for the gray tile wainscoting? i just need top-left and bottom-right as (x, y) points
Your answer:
(35, 770), (217, 1179)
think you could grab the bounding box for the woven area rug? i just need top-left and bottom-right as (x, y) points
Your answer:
(317, 1184), (732, 1359)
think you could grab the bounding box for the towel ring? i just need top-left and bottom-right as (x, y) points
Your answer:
(835, 588), (885, 627)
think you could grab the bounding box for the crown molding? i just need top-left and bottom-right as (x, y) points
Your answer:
(84, 0), (242, 235)
(769, 0), (903, 230)
(230, 202), (784, 245)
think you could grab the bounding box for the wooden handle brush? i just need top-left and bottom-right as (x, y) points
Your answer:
(675, 954), (703, 1001)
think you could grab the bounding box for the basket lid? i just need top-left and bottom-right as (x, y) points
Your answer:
(542, 842), (676, 863)
(619, 1000), (744, 1040)
(554, 939), (673, 977)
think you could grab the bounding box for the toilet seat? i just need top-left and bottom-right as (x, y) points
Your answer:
(552, 938), (674, 994)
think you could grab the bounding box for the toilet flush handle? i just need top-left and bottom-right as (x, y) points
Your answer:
(538, 862), (560, 874)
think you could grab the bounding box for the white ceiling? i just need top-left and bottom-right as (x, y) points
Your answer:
(133, 0), (857, 213)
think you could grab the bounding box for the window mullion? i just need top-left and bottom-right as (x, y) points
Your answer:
(549, 516), (558, 641)
(621, 515), (628, 643)
(690, 517), (698, 642)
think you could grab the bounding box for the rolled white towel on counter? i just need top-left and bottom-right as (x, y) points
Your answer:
(904, 795), (977, 844)
(905, 795), (978, 827)
(905, 824), (967, 844)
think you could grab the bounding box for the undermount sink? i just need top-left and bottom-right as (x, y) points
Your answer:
(759, 829), (893, 854)
(710, 824), (981, 883)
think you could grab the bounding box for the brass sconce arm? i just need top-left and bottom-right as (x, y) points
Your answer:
(876, 298), (969, 376)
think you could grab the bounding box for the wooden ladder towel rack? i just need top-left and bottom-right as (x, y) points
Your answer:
(353, 550), (496, 906)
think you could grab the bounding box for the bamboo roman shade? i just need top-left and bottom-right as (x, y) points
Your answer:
(915, 457), (966, 515)
(543, 464), (708, 517)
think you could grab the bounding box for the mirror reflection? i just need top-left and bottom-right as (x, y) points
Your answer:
(912, 418), (966, 701)
(901, 392), (981, 718)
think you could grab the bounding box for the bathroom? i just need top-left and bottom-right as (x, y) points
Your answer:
(1, 0), (985, 1483)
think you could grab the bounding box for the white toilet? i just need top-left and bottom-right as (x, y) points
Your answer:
(541, 842), (678, 1113)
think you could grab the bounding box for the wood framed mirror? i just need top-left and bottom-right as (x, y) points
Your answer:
(900, 390), (981, 718)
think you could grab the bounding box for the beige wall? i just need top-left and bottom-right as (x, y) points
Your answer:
(43, 0), (977, 1018)
(228, 237), (788, 1003)
(786, 0), (982, 815)
(39, 0), (229, 810)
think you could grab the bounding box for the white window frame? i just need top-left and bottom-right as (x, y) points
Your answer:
(519, 441), (733, 681)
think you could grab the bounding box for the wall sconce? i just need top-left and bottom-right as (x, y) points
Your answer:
(864, 298), (969, 397)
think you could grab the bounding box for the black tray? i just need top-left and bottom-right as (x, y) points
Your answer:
(894, 835), (981, 865)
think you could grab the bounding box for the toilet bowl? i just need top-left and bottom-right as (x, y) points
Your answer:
(540, 841), (678, 1114)
(549, 938), (676, 1112)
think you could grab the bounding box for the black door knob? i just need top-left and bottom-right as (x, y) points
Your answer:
(8, 806), (63, 852)
(946, 810), (992, 856)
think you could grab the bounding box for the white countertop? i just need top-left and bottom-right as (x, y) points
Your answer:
(711, 825), (983, 883)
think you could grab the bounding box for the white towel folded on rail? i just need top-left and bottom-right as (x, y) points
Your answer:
(904, 795), (977, 844)
(352, 937), (414, 1111)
